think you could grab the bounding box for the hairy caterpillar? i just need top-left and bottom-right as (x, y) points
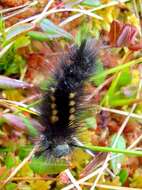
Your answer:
(38, 39), (98, 158)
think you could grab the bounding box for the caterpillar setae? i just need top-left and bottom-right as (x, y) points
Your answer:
(38, 39), (99, 158)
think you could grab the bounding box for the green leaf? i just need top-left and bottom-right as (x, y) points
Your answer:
(5, 154), (15, 169)
(117, 68), (132, 87)
(0, 44), (26, 76)
(91, 57), (142, 82)
(39, 77), (55, 91)
(14, 36), (31, 49)
(84, 117), (96, 129)
(0, 147), (9, 153)
(28, 31), (61, 41)
(0, 45), (14, 71)
(0, 16), (5, 33)
(110, 134), (126, 174)
(19, 146), (33, 160)
(91, 58), (105, 86)
(101, 69), (132, 106)
(0, 42), (14, 59)
(118, 169), (128, 185)
(6, 183), (17, 190)
(5, 54), (26, 75)
(75, 23), (91, 45)
(107, 71), (129, 96)
(20, 114), (38, 137)
(40, 19), (73, 40)
(108, 97), (136, 107)
(0, 16), (6, 42)
(30, 157), (67, 174)
(81, 0), (101, 7)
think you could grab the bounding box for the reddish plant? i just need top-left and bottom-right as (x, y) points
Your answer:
(109, 20), (142, 51)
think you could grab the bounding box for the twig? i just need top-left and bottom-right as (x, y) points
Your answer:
(59, 0), (129, 27)
(100, 106), (142, 120)
(32, 0), (55, 24)
(0, 1), (30, 14)
(0, 99), (39, 115)
(3, 1), (38, 21)
(41, 8), (103, 20)
(86, 76), (114, 102)
(61, 167), (102, 190)
(64, 169), (82, 190)
(128, 134), (142, 149)
(21, 94), (42, 104)
(73, 137), (95, 157)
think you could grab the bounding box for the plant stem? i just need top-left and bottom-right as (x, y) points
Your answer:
(91, 57), (142, 81)
(76, 144), (142, 157)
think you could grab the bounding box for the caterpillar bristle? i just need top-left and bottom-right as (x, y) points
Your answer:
(39, 39), (99, 158)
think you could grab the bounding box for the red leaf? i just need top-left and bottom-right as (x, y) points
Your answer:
(109, 20), (141, 51)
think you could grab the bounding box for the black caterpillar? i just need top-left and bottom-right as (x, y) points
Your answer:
(39, 39), (98, 158)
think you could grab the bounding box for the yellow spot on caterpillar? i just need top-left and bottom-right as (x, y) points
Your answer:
(51, 87), (55, 93)
(69, 114), (75, 120)
(69, 93), (75, 99)
(69, 107), (75, 113)
(69, 101), (75, 106)
(50, 95), (56, 101)
(51, 116), (59, 123)
(52, 110), (58, 115)
(51, 103), (56, 109)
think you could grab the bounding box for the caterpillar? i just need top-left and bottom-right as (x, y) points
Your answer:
(38, 39), (98, 158)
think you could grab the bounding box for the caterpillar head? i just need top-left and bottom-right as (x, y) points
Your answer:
(37, 135), (72, 158)
(52, 143), (70, 158)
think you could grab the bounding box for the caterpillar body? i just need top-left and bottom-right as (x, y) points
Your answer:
(39, 39), (98, 158)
